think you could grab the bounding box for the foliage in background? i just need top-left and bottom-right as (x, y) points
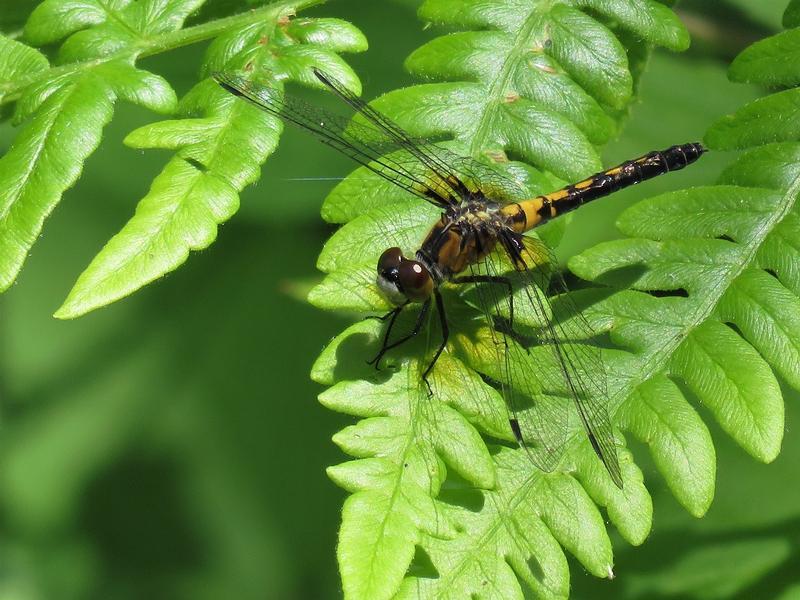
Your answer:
(1, 1), (799, 599)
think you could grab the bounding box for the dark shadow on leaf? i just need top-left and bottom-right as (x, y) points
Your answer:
(526, 555), (545, 586)
(722, 320), (745, 338)
(439, 470), (487, 513)
(585, 264), (649, 290)
(406, 545), (440, 579)
(648, 287), (689, 298)
(329, 331), (389, 383)
(183, 156), (208, 172)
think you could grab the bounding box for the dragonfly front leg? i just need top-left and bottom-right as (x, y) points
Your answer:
(421, 290), (449, 396)
(368, 299), (431, 370)
(365, 301), (408, 322)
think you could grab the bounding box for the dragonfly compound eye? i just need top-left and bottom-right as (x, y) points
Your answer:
(397, 260), (433, 302)
(377, 247), (403, 275)
(376, 247), (407, 305)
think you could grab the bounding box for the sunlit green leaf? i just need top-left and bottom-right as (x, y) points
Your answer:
(0, 35), (48, 92)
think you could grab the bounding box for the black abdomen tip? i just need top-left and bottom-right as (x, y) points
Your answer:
(685, 141), (706, 158)
(665, 142), (706, 171)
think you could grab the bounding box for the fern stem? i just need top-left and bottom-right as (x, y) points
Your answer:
(138, 0), (324, 57)
(0, 0), (325, 105)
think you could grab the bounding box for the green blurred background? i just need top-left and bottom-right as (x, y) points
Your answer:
(1, 1), (798, 598)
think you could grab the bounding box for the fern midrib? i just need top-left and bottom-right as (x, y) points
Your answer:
(635, 392), (696, 471)
(637, 390), (685, 447)
(467, 6), (548, 159)
(424, 470), (562, 594)
(549, 7), (619, 76)
(69, 111), (248, 296)
(0, 0), (323, 105)
(97, 0), (142, 39)
(0, 81), (75, 226)
(361, 373), (437, 592)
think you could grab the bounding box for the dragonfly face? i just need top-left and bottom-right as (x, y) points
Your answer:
(213, 67), (706, 490)
(376, 247), (434, 304)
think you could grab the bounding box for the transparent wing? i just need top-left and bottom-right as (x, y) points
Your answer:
(460, 233), (623, 487)
(312, 69), (530, 203)
(213, 69), (529, 207)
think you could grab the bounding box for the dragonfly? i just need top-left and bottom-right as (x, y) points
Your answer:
(214, 68), (705, 489)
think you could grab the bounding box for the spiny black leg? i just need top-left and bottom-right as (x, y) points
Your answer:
(422, 290), (449, 396)
(451, 275), (515, 331)
(367, 306), (403, 368)
(368, 299), (431, 369)
(364, 303), (406, 322)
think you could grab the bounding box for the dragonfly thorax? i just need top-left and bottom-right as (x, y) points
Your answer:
(413, 201), (508, 281)
(376, 247), (434, 305)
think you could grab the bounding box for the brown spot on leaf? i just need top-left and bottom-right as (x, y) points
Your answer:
(484, 149), (509, 163)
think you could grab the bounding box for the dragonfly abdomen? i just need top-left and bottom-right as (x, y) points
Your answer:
(503, 142), (705, 232)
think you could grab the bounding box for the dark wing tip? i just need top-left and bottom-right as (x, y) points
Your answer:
(211, 71), (244, 97)
(588, 430), (624, 489)
(210, 71), (228, 85)
(312, 67), (335, 89)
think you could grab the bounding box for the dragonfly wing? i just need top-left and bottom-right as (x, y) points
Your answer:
(215, 69), (531, 207)
(311, 69), (469, 199)
(461, 253), (569, 474)
(515, 234), (622, 487)
(461, 234), (622, 488)
(313, 69), (537, 202)
(213, 70), (458, 208)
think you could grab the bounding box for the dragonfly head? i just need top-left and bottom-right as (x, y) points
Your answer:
(376, 247), (433, 304)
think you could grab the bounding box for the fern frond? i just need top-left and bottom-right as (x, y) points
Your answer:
(0, 51), (175, 293)
(55, 14), (365, 317)
(308, 1), (693, 597)
(0, 0), (342, 311)
(567, 0), (800, 580)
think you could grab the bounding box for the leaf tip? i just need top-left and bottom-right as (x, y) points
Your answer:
(53, 295), (92, 320)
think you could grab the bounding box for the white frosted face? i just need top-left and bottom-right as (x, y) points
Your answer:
(376, 274), (407, 305)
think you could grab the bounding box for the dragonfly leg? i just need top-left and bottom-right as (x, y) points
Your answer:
(451, 275), (515, 331)
(422, 290), (449, 397)
(364, 301), (408, 322)
(366, 306), (403, 368)
(368, 299), (431, 369)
